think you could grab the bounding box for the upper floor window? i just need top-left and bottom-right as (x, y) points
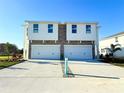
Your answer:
(33, 24), (39, 33)
(115, 37), (118, 42)
(48, 24), (53, 33)
(72, 25), (77, 33)
(86, 25), (91, 33)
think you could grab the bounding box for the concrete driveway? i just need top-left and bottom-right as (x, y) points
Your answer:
(0, 61), (63, 78)
(0, 60), (124, 93)
(68, 60), (124, 79)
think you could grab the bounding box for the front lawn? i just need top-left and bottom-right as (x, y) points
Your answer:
(0, 56), (12, 60)
(100, 58), (124, 68)
(110, 63), (124, 68)
(0, 61), (19, 69)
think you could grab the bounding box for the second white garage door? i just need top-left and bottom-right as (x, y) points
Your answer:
(64, 45), (93, 60)
(31, 45), (60, 59)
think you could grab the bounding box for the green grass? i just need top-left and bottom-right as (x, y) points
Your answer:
(110, 63), (124, 68)
(0, 61), (19, 69)
(100, 58), (124, 68)
(0, 56), (12, 60)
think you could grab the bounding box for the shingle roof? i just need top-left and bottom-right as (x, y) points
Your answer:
(102, 31), (124, 40)
(25, 20), (61, 24)
(64, 22), (98, 24)
(25, 20), (98, 25)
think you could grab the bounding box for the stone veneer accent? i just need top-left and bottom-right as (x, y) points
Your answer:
(31, 40), (94, 45)
(58, 24), (66, 41)
(28, 40), (31, 59)
(58, 24), (66, 59)
(92, 41), (95, 59)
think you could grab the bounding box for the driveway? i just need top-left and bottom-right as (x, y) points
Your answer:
(1, 60), (124, 79)
(0, 60), (124, 93)
(68, 60), (124, 79)
(0, 61), (63, 78)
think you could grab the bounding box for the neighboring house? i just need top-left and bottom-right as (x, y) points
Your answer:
(23, 21), (99, 60)
(99, 32), (124, 58)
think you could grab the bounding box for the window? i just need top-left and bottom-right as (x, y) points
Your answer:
(115, 37), (118, 42)
(48, 24), (53, 33)
(33, 24), (38, 33)
(86, 25), (91, 33)
(72, 25), (77, 33)
(101, 49), (105, 53)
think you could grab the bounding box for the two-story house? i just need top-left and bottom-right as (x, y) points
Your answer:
(100, 32), (124, 58)
(23, 21), (99, 60)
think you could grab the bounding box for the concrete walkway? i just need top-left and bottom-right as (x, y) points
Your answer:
(0, 60), (124, 93)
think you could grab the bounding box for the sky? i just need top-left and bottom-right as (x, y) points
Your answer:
(0, 0), (124, 49)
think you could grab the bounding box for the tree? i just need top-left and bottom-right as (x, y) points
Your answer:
(4, 42), (18, 60)
(104, 44), (121, 58)
(17, 48), (23, 54)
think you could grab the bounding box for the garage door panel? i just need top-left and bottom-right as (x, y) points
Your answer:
(31, 45), (60, 59)
(64, 45), (92, 60)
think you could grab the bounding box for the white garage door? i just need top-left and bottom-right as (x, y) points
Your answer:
(31, 45), (60, 59)
(64, 45), (92, 60)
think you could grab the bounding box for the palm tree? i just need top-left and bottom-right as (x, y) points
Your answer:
(104, 44), (121, 58)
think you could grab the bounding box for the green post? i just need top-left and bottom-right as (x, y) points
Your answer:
(64, 58), (68, 77)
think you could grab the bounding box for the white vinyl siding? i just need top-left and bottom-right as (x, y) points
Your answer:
(28, 23), (58, 40)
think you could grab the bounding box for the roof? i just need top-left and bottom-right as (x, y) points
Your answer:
(25, 20), (98, 25)
(102, 31), (124, 40)
(64, 22), (98, 25)
(25, 20), (61, 24)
